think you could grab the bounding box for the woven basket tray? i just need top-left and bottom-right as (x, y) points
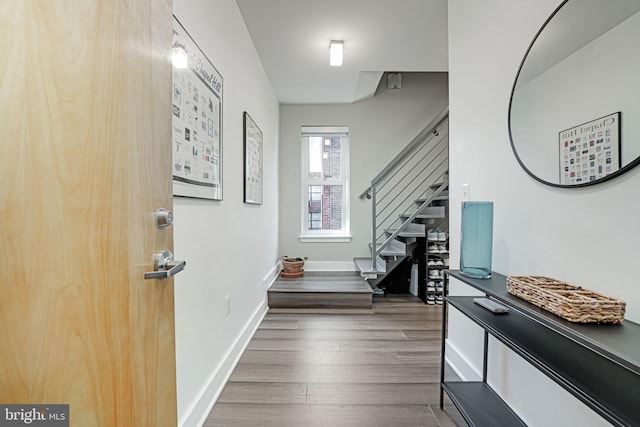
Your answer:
(506, 276), (626, 324)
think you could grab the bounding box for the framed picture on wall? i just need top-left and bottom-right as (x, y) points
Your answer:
(171, 16), (223, 200)
(559, 112), (621, 185)
(243, 112), (263, 205)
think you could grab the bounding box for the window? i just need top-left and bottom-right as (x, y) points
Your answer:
(300, 126), (350, 242)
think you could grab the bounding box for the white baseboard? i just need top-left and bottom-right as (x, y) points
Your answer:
(304, 260), (356, 272)
(444, 339), (481, 381)
(263, 263), (280, 290)
(178, 300), (267, 427)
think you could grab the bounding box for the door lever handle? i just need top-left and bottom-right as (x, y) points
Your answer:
(144, 250), (186, 280)
(146, 259), (185, 279)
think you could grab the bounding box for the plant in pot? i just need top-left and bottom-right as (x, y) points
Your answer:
(280, 256), (309, 278)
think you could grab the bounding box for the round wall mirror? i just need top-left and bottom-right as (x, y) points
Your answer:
(509, 0), (640, 187)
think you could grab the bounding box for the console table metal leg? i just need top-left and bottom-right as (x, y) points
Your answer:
(482, 330), (489, 382)
(439, 285), (448, 409)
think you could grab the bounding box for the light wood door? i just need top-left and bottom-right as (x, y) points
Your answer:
(0, 1), (177, 426)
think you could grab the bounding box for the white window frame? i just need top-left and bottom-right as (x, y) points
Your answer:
(299, 126), (351, 242)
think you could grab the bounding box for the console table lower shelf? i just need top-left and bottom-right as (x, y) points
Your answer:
(442, 381), (526, 426)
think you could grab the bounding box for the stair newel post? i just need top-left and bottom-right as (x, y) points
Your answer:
(371, 183), (378, 272)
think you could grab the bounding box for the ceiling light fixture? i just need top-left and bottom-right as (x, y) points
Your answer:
(329, 40), (343, 67)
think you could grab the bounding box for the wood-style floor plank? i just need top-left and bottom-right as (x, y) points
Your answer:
(252, 328), (409, 340)
(268, 307), (374, 315)
(402, 330), (443, 339)
(245, 338), (342, 352)
(236, 349), (404, 366)
(245, 337), (440, 353)
(295, 320), (441, 331)
(205, 403), (439, 427)
(269, 279), (372, 292)
(338, 338), (441, 352)
(216, 382), (307, 404)
(396, 351), (443, 367)
(256, 319), (301, 329)
(229, 364), (441, 383)
(306, 382), (440, 405)
(205, 274), (463, 426)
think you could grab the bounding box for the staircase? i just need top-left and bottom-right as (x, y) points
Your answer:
(354, 107), (449, 294)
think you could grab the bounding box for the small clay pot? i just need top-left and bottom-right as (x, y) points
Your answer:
(282, 258), (305, 274)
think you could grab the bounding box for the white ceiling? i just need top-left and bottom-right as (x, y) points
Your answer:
(235, 0), (449, 104)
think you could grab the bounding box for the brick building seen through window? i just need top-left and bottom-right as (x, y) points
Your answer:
(301, 127), (349, 240)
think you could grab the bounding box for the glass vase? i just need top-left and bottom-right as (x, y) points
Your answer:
(460, 201), (493, 279)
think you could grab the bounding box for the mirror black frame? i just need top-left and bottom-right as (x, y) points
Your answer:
(508, 0), (640, 188)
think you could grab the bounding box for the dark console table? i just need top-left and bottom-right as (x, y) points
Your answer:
(440, 270), (640, 426)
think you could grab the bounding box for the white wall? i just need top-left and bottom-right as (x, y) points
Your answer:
(279, 73), (448, 268)
(448, 0), (640, 425)
(171, 1), (280, 426)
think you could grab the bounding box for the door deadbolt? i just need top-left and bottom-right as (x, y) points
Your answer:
(155, 208), (174, 228)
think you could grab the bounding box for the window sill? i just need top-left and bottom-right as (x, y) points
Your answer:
(299, 235), (352, 243)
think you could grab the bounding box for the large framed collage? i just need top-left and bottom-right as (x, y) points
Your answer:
(171, 16), (223, 200)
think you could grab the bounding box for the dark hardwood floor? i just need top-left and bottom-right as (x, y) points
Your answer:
(205, 276), (463, 426)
